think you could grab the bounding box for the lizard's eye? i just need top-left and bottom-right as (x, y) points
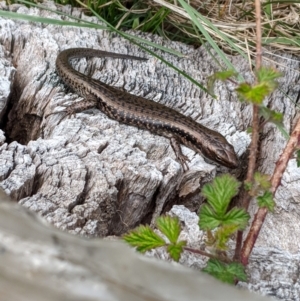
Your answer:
(215, 155), (222, 162)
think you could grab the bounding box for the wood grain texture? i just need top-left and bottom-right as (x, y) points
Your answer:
(0, 4), (242, 236)
(0, 2), (299, 250)
(1, 2), (300, 299)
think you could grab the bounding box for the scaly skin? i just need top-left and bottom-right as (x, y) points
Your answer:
(55, 48), (238, 169)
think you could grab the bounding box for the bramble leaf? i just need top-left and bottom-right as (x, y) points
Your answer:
(259, 107), (283, 125)
(214, 224), (239, 250)
(199, 205), (249, 231)
(201, 174), (240, 216)
(254, 172), (271, 191)
(235, 82), (252, 100)
(167, 240), (187, 262)
(199, 175), (241, 230)
(236, 82), (270, 104)
(203, 259), (247, 284)
(156, 216), (181, 244)
(257, 191), (275, 212)
(255, 66), (282, 83)
(207, 70), (236, 97)
(236, 67), (281, 105)
(199, 204), (222, 230)
(214, 70), (237, 81)
(223, 207), (250, 229)
(244, 180), (252, 191)
(123, 225), (165, 253)
(259, 107), (289, 139)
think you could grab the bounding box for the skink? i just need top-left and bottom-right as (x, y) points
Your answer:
(55, 48), (238, 169)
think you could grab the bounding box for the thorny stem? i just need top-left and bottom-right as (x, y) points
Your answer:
(241, 118), (300, 265)
(234, 0), (263, 260)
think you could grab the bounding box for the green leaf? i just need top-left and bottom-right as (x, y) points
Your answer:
(203, 259), (247, 284)
(275, 123), (290, 140)
(259, 107), (283, 125)
(257, 191), (275, 212)
(255, 66), (282, 83)
(214, 70), (237, 81)
(201, 174), (241, 216)
(244, 180), (252, 191)
(167, 241), (187, 262)
(199, 175), (241, 230)
(253, 67), (281, 99)
(214, 224), (239, 250)
(123, 225), (165, 253)
(235, 82), (252, 102)
(199, 204), (249, 231)
(132, 17), (139, 29)
(199, 204), (222, 230)
(246, 127), (253, 134)
(251, 83), (272, 104)
(254, 172), (271, 191)
(236, 82), (270, 104)
(259, 107), (289, 139)
(223, 208), (250, 230)
(156, 216), (181, 244)
(207, 70), (236, 97)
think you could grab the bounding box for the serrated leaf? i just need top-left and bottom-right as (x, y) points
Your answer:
(226, 262), (248, 282)
(199, 204), (221, 230)
(235, 82), (252, 102)
(259, 107), (289, 139)
(259, 107), (283, 125)
(123, 225), (166, 253)
(201, 174), (241, 216)
(255, 66), (282, 83)
(237, 82), (270, 104)
(244, 180), (252, 191)
(223, 208), (250, 230)
(167, 240), (186, 262)
(276, 123), (290, 140)
(214, 224), (239, 250)
(215, 70), (237, 81)
(203, 259), (247, 284)
(257, 191), (275, 212)
(199, 205), (249, 231)
(156, 216), (181, 244)
(254, 172), (271, 190)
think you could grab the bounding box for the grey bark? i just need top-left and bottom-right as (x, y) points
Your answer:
(0, 2), (300, 300)
(0, 2), (249, 236)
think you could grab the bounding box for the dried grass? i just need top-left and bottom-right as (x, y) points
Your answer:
(144, 0), (300, 56)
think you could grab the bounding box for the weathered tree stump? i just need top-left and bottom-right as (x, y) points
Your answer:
(1, 2), (300, 300)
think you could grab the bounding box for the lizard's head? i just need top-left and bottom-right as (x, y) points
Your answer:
(197, 130), (239, 169)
